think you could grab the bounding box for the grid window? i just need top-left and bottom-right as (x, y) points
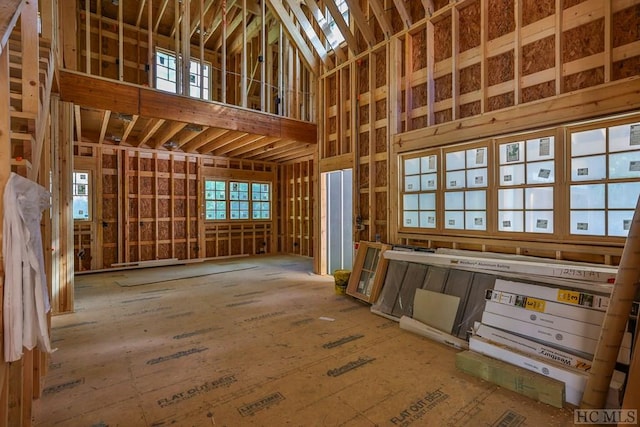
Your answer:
(402, 154), (437, 228)
(156, 49), (211, 100)
(497, 136), (555, 234)
(570, 122), (640, 237)
(444, 147), (487, 231)
(230, 182), (250, 219)
(73, 171), (90, 220)
(204, 180), (226, 220)
(251, 183), (271, 219)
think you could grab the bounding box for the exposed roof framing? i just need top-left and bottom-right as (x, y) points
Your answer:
(368, 0), (392, 37)
(266, 0), (318, 70)
(341, 0), (375, 46)
(322, 0), (358, 53)
(283, 0), (333, 68)
(302, 0), (347, 61)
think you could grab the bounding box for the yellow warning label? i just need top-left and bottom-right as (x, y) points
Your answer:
(557, 290), (580, 305)
(525, 297), (546, 312)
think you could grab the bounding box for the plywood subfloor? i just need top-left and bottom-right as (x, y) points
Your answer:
(34, 255), (574, 426)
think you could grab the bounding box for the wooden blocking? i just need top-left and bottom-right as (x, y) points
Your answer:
(455, 350), (565, 408)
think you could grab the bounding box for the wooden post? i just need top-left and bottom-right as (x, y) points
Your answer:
(581, 196), (640, 408)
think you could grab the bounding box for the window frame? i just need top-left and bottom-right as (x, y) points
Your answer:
(203, 179), (272, 222)
(72, 170), (91, 221)
(155, 47), (212, 100)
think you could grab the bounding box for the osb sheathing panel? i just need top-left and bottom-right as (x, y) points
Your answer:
(359, 164), (369, 188)
(389, 3), (404, 34)
(401, 89), (406, 112)
(158, 243), (171, 259)
(460, 101), (481, 118)
(190, 220), (198, 238)
(141, 223), (155, 242)
(156, 159), (169, 172)
(488, 92), (515, 111)
(140, 245), (154, 261)
(433, 0), (449, 12)
(174, 179), (185, 196)
(327, 140), (337, 156)
(103, 197), (117, 220)
(434, 109), (452, 124)
(140, 177), (154, 195)
(434, 16), (452, 62)
(375, 191), (387, 220)
(128, 176), (138, 193)
(358, 59), (370, 94)
(103, 174), (117, 194)
(128, 223), (138, 241)
(522, 36), (555, 76)
(412, 116), (428, 128)
(563, 0), (588, 9)
(359, 194), (369, 219)
(562, 19), (604, 63)
(102, 153), (117, 169)
(140, 157), (153, 171)
(487, 51), (514, 86)
(189, 161), (197, 174)
(243, 238), (254, 254)
(140, 198), (154, 217)
(412, 30), (428, 71)
(103, 247), (116, 266)
(360, 131), (370, 157)
(359, 105), (370, 125)
(613, 5), (640, 47)
(373, 15), (385, 43)
(189, 180), (197, 197)
(434, 74), (452, 102)
(522, 81), (555, 103)
(376, 128), (387, 154)
(129, 200), (139, 217)
(459, 64), (481, 94)
(409, 1), (426, 23)
(375, 161), (387, 186)
(564, 67), (604, 92)
(175, 243), (187, 259)
(375, 51), (387, 88)
(328, 116), (337, 134)
(158, 199), (170, 218)
(411, 84), (428, 109)
(173, 160), (186, 174)
(218, 240), (229, 256)
(328, 75), (337, 106)
(376, 99), (387, 121)
(459, 2), (481, 52)
(522, 0), (555, 27)
(614, 57), (640, 80)
(158, 221), (170, 240)
(488, 0), (514, 41)
(175, 221), (186, 239)
(231, 238), (242, 255)
(157, 178), (170, 196)
(103, 224), (117, 244)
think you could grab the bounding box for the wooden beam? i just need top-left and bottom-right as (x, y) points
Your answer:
(210, 133), (266, 156)
(303, 0), (348, 61)
(120, 114), (140, 144)
(135, 0), (147, 28)
(283, 0), (333, 67)
(344, 0), (375, 47)
(98, 110), (111, 144)
(181, 127), (229, 152)
(266, 0), (318, 70)
(390, 0), (411, 29)
(368, 0), (393, 37)
(154, 0), (170, 33)
(323, 0), (358, 53)
(0, 0), (24, 57)
(224, 135), (281, 157)
(197, 130), (248, 154)
(175, 125), (206, 148)
(58, 71), (318, 144)
(152, 121), (188, 149)
(136, 118), (165, 147)
(74, 105), (82, 143)
(394, 76), (640, 154)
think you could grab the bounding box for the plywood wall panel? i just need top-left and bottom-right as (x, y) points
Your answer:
(412, 31), (428, 71)
(434, 16), (452, 62)
(562, 19), (605, 63)
(434, 74), (452, 102)
(488, 0), (514, 41)
(434, 109), (453, 124)
(459, 1), (481, 52)
(487, 51), (514, 86)
(613, 57), (640, 80)
(522, 36), (555, 76)
(521, 81), (556, 103)
(359, 132), (370, 157)
(412, 85), (428, 109)
(375, 128), (387, 154)
(460, 101), (481, 118)
(563, 0), (589, 9)
(564, 67), (604, 91)
(459, 64), (481, 94)
(487, 92), (515, 111)
(522, 0), (555, 26)
(360, 163), (370, 187)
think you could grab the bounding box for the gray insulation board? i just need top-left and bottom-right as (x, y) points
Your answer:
(443, 269), (474, 337)
(457, 272), (496, 339)
(374, 260), (408, 315)
(391, 263), (429, 318)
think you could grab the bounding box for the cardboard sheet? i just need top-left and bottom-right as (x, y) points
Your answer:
(413, 289), (460, 334)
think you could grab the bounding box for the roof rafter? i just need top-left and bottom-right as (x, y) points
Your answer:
(283, 0), (333, 67)
(266, 0), (318, 70)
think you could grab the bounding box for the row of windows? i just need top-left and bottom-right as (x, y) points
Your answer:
(401, 119), (640, 238)
(156, 49), (211, 100)
(72, 175), (271, 222)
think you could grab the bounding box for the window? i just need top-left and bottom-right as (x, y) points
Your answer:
(402, 153), (437, 228)
(73, 171), (90, 220)
(326, 0), (349, 48)
(569, 122), (640, 237)
(156, 48), (211, 100)
(204, 180), (226, 220)
(444, 147), (488, 231)
(497, 136), (555, 234)
(205, 180), (271, 221)
(252, 183), (271, 219)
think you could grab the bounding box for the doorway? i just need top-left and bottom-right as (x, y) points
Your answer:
(324, 169), (353, 275)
